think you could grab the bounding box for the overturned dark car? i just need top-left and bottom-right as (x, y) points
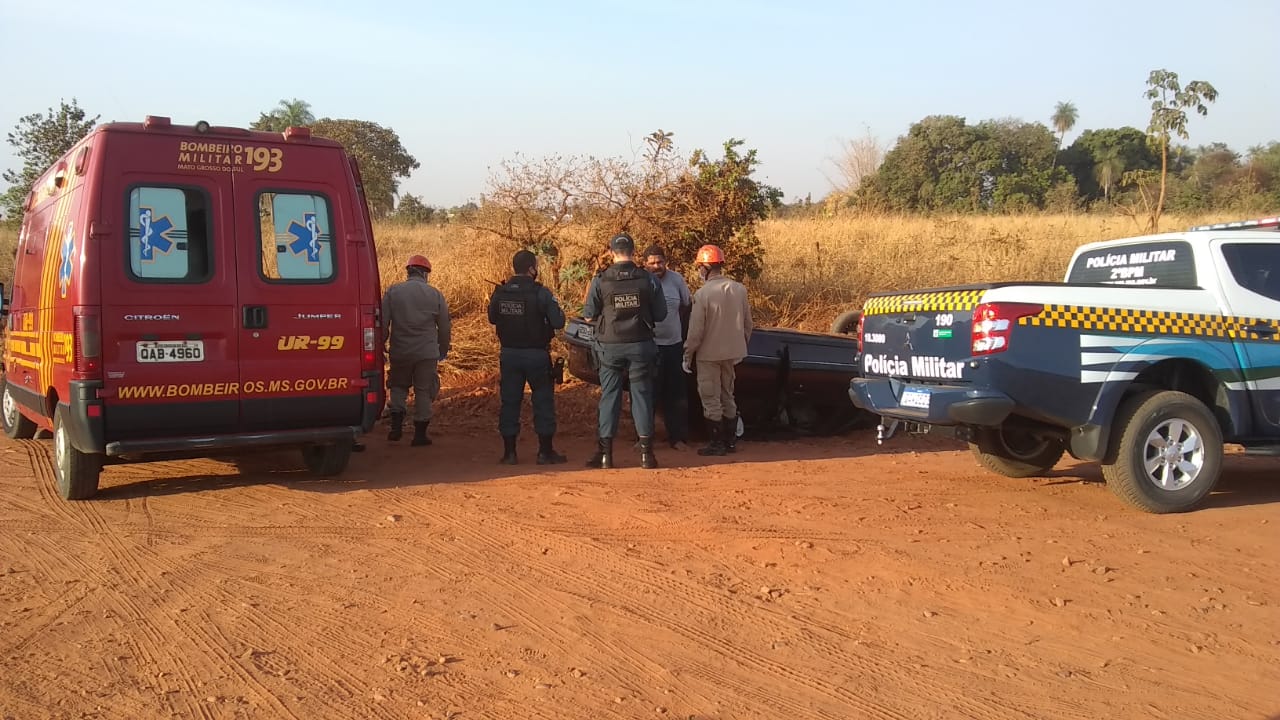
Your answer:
(558, 312), (872, 438)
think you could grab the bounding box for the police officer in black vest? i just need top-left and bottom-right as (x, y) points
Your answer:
(488, 250), (567, 465)
(581, 233), (668, 469)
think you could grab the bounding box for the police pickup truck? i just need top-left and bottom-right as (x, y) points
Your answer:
(848, 216), (1280, 513)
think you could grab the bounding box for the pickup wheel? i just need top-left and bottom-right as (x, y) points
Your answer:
(1101, 390), (1222, 514)
(302, 442), (353, 477)
(53, 407), (102, 500)
(830, 310), (862, 335)
(970, 424), (1065, 478)
(2, 380), (38, 440)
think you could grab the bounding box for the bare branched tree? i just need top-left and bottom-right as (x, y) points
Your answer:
(825, 128), (884, 196)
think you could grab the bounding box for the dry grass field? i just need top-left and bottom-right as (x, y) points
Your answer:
(0, 212), (1242, 375)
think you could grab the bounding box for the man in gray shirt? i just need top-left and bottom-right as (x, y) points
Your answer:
(643, 245), (693, 449)
(382, 254), (451, 446)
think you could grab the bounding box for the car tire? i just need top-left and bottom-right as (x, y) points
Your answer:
(830, 310), (862, 335)
(2, 380), (38, 440)
(53, 407), (101, 500)
(302, 442), (353, 477)
(970, 423), (1065, 478)
(1101, 390), (1222, 514)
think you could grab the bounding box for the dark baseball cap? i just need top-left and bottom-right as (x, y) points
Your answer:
(609, 233), (635, 253)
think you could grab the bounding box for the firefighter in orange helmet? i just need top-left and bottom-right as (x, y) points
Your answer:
(683, 244), (753, 456)
(381, 254), (451, 446)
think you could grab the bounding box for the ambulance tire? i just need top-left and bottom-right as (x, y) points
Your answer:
(2, 381), (38, 440)
(53, 407), (101, 500)
(1101, 390), (1222, 514)
(969, 423), (1065, 478)
(302, 442), (352, 477)
(830, 310), (862, 335)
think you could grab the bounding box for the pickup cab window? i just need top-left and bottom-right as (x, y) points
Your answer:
(1221, 243), (1280, 302)
(1067, 240), (1196, 287)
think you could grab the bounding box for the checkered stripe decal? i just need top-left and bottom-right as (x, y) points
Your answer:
(1021, 304), (1280, 341)
(862, 290), (985, 316)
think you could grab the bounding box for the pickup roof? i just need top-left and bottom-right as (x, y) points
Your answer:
(848, 216), (1280, 513)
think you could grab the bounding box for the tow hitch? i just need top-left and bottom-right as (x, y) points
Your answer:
(876, 417), (932, 444)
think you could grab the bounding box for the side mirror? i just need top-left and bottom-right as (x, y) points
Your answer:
(0, 281), (7, 316)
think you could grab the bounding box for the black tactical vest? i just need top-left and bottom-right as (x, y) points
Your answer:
(596, 262), (654, 344)
(493, 279), (549, 349)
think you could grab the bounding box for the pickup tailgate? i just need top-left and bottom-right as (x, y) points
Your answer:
(859, 286), (991, 390)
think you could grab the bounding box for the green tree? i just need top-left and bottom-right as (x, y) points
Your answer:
(1144, 68), (1218, 230)
(1050, 101), (1078, 165)
(392, 193), (434, 224)
(310, 118), (419, 219)
(857, 115), (986, 212)
(250, 98), (316, 132)
(1059, 127), (1158, 201)
(1, 99), (99, 222)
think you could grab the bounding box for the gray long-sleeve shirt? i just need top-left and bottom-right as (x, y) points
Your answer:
(382, 275), (451, 362)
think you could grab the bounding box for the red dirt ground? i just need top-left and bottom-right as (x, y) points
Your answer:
(2, 380), (1278, 719)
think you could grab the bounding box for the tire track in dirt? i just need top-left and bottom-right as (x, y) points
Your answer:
(424, 485), (1096, 720)
(93, 505), (503, 719)
(382, 491), (922, 720)
(20, 440), (220, 720)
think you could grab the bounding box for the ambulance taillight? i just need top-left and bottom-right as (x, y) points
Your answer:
(361, 311), (378, 372)
(73, 307), (102, 379)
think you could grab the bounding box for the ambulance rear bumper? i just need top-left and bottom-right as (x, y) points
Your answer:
(104, 426), (360, 458)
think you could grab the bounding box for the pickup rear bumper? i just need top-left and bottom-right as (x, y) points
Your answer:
(848, 377), (1014, 427)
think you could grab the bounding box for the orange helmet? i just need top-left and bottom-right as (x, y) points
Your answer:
(694, 244), (725, 265)
(406, 254), (432, 271)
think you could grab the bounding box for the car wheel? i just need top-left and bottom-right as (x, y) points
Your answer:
(970, 423), (1065, 478)
(53, 407), (101, 500)
(1101, 390), (1222, 513)
(302, 443), (353, 477)
(2, 381), (37, 440)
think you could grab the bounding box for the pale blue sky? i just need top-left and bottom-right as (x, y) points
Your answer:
(1, 0), (1276, 207)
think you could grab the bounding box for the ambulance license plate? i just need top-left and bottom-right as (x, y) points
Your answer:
(137, 340), (204, 363)
(900, 387), (931, 410)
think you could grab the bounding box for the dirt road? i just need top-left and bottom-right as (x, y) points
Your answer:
(2, 425), (1278, 719)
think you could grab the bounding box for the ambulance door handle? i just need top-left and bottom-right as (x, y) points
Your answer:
(243, 305), (269, 329)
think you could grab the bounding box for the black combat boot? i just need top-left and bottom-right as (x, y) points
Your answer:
(639, 436), (658, 469)
(387, 411), (405, 441)
(698, 420), (726, 456)
(585, 437), (613, 469)
(500, 435), (518, 464)
(411, 421), (432, 446)
(723, 416), (738, 453)
(536, 434), (567, 465)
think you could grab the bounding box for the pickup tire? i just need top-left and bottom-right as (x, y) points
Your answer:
(970, 424), (1065, 478)
(1102, 390), (1222, 514)
(830, 310), (862, 335)
(53, 407), (102, 500)
(2, 381), (38, 440)
(302, 442), (353, 477)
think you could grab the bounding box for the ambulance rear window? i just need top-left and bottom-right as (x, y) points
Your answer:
(127, 186), (213, 282)
(257, 192), (335, 283)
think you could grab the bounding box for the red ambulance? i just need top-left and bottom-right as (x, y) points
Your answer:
(1, 116), (386, 499)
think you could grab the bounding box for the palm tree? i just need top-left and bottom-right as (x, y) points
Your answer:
(1093, 147), (1125, 202)
(273, 99), (315, 127)
(250, 99), (315, 132)
(1051, 101), (1078, 167)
